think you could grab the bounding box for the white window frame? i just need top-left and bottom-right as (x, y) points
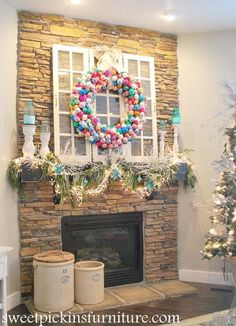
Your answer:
(53, 45), (157, 163)
(53, 44), (92, 164)
(123, 53), (158, 162)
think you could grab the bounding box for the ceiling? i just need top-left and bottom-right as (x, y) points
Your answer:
(4, 0), (236, 34)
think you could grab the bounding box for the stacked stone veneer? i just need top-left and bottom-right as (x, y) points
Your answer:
(17, 12), (179, 296)
(20, 182), (178, 296)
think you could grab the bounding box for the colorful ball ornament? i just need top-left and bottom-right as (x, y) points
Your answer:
(70, 69), (147, 149)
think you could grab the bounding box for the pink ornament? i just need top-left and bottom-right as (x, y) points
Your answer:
(74, 115), (80, 122)
(96, 141), (102, 147)
(79, 95), (87, 101)
(104, 70), (110, 77)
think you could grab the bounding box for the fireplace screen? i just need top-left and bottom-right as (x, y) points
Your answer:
(61, 212), (143, 287)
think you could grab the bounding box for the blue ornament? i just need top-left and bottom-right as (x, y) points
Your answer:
(139, 94), (145, 101)
(111, 169), (122, 180)
(94, 134), (100, 141)
(54, 164), (64, 176)
(137, 175), (142, 183)
(117, 78), (123, 85)
(77, 126), (83, 132)
(146, 179), (154, 191)
(82, 177), (89, 186)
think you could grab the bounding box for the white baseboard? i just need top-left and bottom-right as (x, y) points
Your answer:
(179, 269), (235, 286)
(7, 291), (21, 311)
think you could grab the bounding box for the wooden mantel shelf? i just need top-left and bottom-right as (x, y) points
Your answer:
(21, 162), (189, 183)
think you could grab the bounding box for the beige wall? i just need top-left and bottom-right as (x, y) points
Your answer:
(178, 30), (236, 281)
(0, 0), (20, 304)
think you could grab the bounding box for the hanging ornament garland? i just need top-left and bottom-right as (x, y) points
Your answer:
(70, 69), (146, 149)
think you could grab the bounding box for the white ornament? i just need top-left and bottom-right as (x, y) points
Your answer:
(209, 228), (217, 236)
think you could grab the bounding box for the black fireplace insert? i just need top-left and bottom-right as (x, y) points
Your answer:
(61, 212), (143, 287)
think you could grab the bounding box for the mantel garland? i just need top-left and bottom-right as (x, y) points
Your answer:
(7, 152), (196, 207)
(70, 69), (146, 149)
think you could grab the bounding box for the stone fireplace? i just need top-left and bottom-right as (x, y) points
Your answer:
(17, 11), (179, 297)
(20, 181), (178, 296)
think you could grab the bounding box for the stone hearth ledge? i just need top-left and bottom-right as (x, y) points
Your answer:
(25, 280), (198, 314)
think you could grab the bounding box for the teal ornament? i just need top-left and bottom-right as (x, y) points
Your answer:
(129, 88), (136, 96)
(172, 107), (181, 124)
(111, 168), (122, 180)
(137, 175), (142, 183)
(82, 177), (89, 186)
(145, 179), (154, 191)
(54, 164), (64, 175)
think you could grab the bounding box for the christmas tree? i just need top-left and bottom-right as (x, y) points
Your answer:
(202, 102), (236, 259)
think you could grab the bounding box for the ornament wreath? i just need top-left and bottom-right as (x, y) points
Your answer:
(70, 69), (146, 149)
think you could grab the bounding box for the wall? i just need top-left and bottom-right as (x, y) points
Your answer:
(0, 0), (20, 308)
(178, 30), (236, 285)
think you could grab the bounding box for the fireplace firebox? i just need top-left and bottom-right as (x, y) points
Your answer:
(61, 212), (143, 287)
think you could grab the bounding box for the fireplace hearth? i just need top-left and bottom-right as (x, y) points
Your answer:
(61, 212), (143, 287)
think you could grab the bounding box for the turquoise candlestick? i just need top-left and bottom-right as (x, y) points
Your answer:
(23, 100), (35, 125)
(172, 107), (181, 124)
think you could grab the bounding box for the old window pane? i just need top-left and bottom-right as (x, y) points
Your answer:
(73, 73), (82, 85)
(59, 72), (70, 90)
(141, 80), (151, 98)
(143, 119), (153, 137)
(96, 96), (107, 114)
(140, 61), (150, 78)
(145, 100), (152, 117)
(60, 114), (71, 133)
(110, 117), (120, 127)
(131, 138), (142, 156)
(60, 136), (72, 155)
(59, 93), (71, 112)
(72, 52), (83, 71)
(144, 139), (153, 156)
(58, 51), (69, 70)
(109, 97), (120, 115)
(74, 137), (86, 156)
(128, 59), (138, 77)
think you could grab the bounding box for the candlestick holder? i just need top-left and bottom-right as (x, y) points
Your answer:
(40, 122), (51, 158)
(22, 125), (36, 158)
(158, 120), (167, 158)
(158, 130), (167, 158)
(173, 124), (180, 154)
